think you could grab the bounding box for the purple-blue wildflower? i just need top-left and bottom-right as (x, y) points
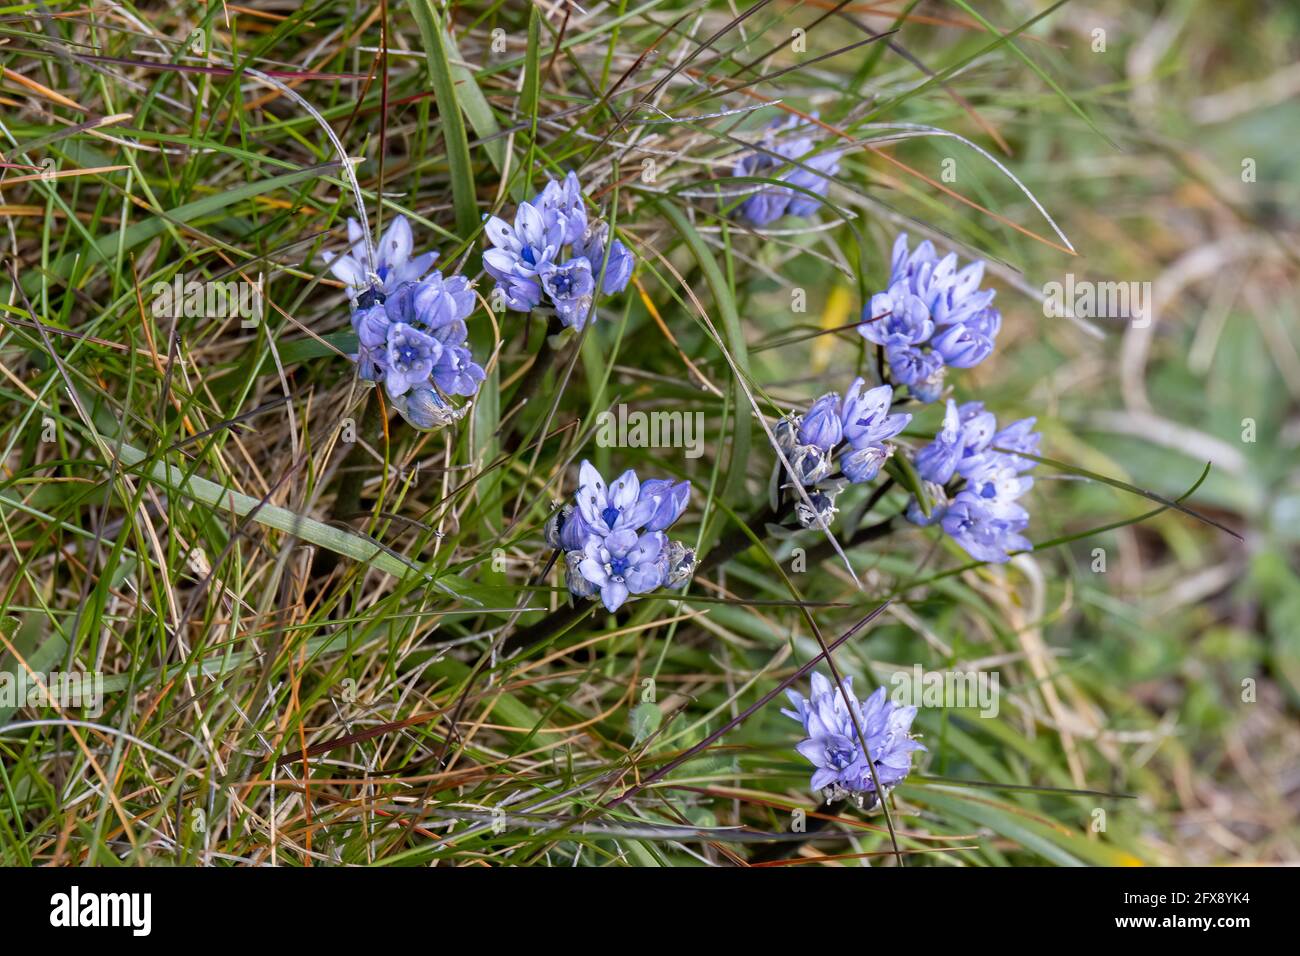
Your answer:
(483, 172), (634, 328)
(484, 202), (563, 281)
(549, 461), (695, 611)
(733, 115), (842, 227)
(913, 399), (964, 485)
(576, 461), (659, 537)
(578, 530), (669, 612)
(798, 393), (844, 451)
(907, 402), (1041, 563)
(572, 222), (634, 296)
(533, 171), (588, 245)
(775, 379), (909, 526)
(861, 286), (934, 349)
(541, 257), (596, 329)
(841, 378), (912, 446)
(782, 673), (925, 801)
(383, 323), (440, 397)
(326, 214), (487, 430)
(322, 215), (438, 304)
(638, 478), (692, 532)
(860, 235), (1001, 402)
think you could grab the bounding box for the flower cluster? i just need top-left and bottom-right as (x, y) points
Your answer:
(782, 673), (925, 803)
(733, 115), (843, 227)
(906, 400), (1041, 563)
(483, 172), (634, 330)
(323, 215), (486, 430)
(545, 461), (695, 613)
(859, 234), (1001, 403)
(775, 377), (911, 528)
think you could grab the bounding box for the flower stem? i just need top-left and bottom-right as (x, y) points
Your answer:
(503, 313), (564, 444)
(331, 393), (385, 523)
(499, 597), (594, 658)
(697, 500), (795, 577)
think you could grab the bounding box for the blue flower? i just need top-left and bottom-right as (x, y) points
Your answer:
(782, 674), (924, 799)
(428, 320), (486, 397)
(953, 401), (998, 474)
(889, 235), (993, 327)
(913, 399), (963, 484)
(906, 408), (1041, 563)
(860, 286), (934, 348)
(494, 271), (544, 311)
(939, 496), (1032, 563)
(785, 146), (843, 217)
(376, 279), (488, 404)
(484, 172), (634, 325)
(541, 257), (596, 329)
(863, 235), (1001, 401)
(408, 272), (477, 328)
(841, 443), (892, 484)
(484, 201), (564, 282)
(329, 215), (487, 429)
(991, 417), (1040, 471)
(840, 378), (910, 447)
(733, 115), (842, 226)
(353, 303), (391, 350)
(885, 344), (944, 399)
(560, 508), (596, 552)
(383, 323), (441, 397)
(797, 392), (844, 451)
(960, 452), (1035, 510)
(575, 461), (659, 537)
(533, 170), (588, 245)
(638, 478), (691, 532)
(573, 223), (634, 295)
(578, 529), (669, 612)
(931, 320), (995, 368)
(323, 214), (438, 303)
(777, 380), (907, 498)
(554, 463), (693, 605)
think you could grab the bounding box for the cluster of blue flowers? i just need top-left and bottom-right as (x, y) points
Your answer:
(859, 234), (1002, 403)
(775, 377), (911, 528)
(323, 215), (486, 430)
(484, 172), (634, 329)
(733, 115), (843, 227)
(765, 234), (1042, 567)
(545, 461), (694, 612)
(783, 672), (925, 803)
(907, 399), (1041, 563)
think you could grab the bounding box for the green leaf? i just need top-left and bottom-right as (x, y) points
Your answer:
(656, 200), (751, 505)
(410, 0), (481, 240)
(112, 442), (466, 597)
(15, 163), (341, 297)
(629, 701), (662, 744)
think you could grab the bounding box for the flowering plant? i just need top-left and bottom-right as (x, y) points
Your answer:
(906, 400), (1041, 563)
(323, 215), (486, 430)
(483, 171), (634, 330)
(774, 377), (911, 528)
(733, 114), (843, 227)
(859, 234), (1002, 403)
(783, 672), (925, 805)
(545, 461), (694, 612)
